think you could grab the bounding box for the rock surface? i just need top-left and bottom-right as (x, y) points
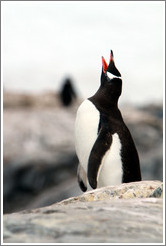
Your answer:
(3, 181), (163, 244)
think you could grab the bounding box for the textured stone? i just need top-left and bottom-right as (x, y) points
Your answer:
(3, 181), (163, 244)
(58, 180), (163, 204)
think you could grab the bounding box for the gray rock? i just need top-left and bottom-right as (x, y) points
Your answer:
(3, 181), (163, 244)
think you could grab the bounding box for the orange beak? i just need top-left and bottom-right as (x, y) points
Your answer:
(102, 56), (108, 73)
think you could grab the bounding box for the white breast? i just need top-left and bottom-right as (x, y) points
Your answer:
(97, 133), (123, 187)
(74, 99), (99, 172)
(75, 100), (123, 188)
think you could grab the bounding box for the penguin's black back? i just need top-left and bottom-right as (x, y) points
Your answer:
(89, 95), (142, 183)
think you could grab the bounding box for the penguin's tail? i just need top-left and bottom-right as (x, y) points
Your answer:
(77, 163), (88, 192)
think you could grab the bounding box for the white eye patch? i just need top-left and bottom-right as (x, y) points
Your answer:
(107, 72), (121, 80)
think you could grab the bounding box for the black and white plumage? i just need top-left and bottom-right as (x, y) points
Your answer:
(74, 50), (142, 191)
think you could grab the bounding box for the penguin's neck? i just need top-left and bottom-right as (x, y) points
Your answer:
(89, 93), (120, 116)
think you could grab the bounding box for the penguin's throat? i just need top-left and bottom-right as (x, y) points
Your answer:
(92, 93), (119, 110)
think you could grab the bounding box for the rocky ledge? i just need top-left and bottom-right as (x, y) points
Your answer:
(3, 180), (163, 244)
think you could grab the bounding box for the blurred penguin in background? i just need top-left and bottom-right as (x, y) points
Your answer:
(60, 78), (77, 106)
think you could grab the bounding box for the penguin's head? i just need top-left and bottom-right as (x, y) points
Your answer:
(100, 50), (122, 104)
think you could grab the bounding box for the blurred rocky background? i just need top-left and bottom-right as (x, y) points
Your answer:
(3, 80), (163, 214)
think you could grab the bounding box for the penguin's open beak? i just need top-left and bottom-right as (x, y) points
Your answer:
(107, 50), (121, 77)
(102, 56), (108, 73)
(109, 50), (114, 64)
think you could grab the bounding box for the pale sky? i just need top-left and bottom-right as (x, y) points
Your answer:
(1, 1), (165, 105)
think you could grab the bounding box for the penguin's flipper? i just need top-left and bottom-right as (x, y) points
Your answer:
(77, 163), (88, 192)
(88, 127), (112, 189)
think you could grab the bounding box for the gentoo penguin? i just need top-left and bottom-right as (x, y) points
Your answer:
(74, 50), (142, 191)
